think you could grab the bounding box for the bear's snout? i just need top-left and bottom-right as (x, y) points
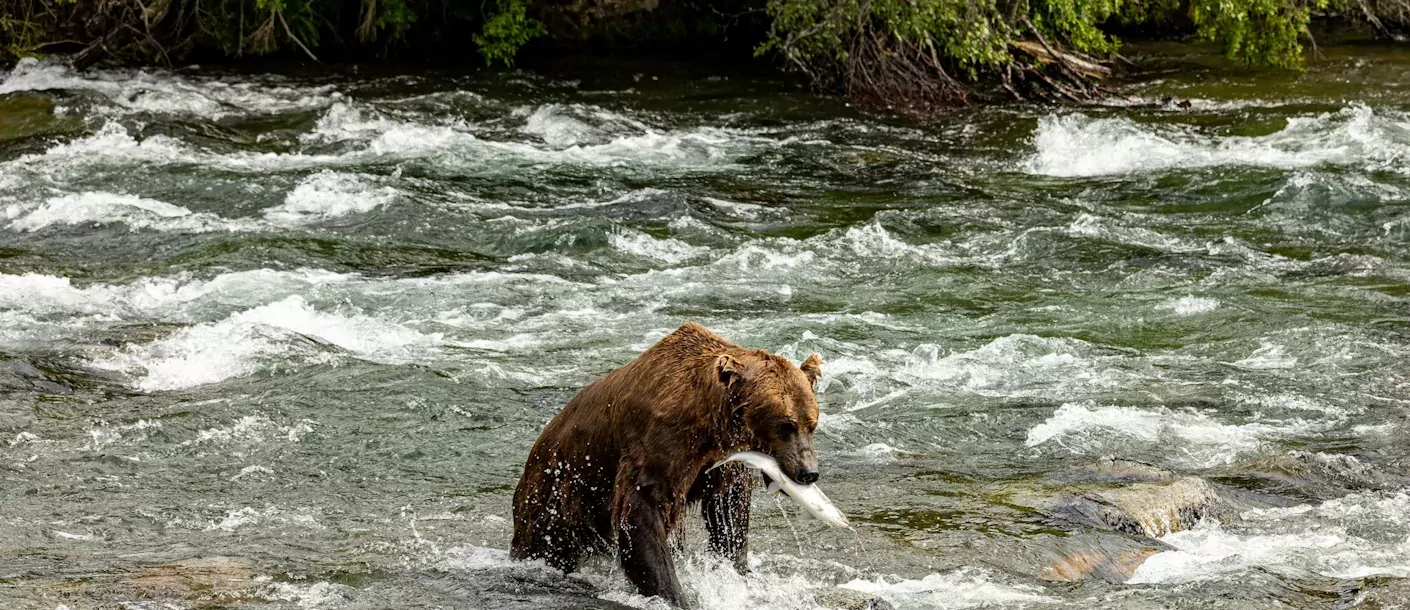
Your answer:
(772, 436), (819, 485)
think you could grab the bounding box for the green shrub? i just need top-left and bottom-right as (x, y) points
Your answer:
(473, 0), (547, 67)
(759, 0), (1349, 104)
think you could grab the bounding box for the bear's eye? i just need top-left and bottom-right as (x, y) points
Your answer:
(777, 419), (798, 436)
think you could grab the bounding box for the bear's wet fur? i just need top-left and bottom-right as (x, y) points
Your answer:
(511, 322), (823, 606)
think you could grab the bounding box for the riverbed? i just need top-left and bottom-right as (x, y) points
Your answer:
(2, 47), (1409, 609)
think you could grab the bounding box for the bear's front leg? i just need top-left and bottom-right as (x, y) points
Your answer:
(700, 462), (752, 572)
(617, 483), (685, 607)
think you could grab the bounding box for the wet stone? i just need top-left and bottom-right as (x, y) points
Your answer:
(1232, 451), (1409, 495)
(121, 556), (260, 600)
(1344, 576), (1410, 609)
(1021, 475), (1261, 539)
(816, 587), (896, 610)
(1089, 476), (1227, 537)
(1068, 456), (1180, 483)
(1038, 546), (1160, 582)
(0, 356), (74, 396)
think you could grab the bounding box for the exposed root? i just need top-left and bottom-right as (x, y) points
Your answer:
(2, 0), (325, 68)
(842, 28), (971, 111)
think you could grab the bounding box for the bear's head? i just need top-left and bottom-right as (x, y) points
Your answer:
(717, 351), (824, 484)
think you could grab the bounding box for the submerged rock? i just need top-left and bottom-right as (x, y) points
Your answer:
(122, 557), (260, 599)
(1016, 455), (1286, 541)
(1020, 475), (1234, 538)
(1037, 546), (1159, 582)
(0, 356), (74, 395)
(1072, 456), (1180, 482)
(989, 463), (1291, 582)
(1344, 576), (1410, 609)
(1089, 476), (1225, 537)
(816, 586), (895, 610)
(1229, 451), (1408, 495)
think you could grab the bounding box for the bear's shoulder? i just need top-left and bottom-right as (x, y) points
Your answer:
(648, 322), (739, 355)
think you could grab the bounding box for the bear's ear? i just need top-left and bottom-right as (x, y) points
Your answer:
(716, 354), (742, 387)
(800, 353), (823, 387)
(716, 354), (753, 387)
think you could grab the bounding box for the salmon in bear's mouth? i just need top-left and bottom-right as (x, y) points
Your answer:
(712, 451), (850, 528)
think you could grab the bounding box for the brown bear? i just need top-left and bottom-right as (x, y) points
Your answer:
(510, 322), (823, 606)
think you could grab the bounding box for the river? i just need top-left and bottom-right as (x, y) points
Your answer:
(2, 46), (1409, 609)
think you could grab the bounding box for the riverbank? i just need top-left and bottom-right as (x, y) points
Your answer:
(3, 0), (1407, 110)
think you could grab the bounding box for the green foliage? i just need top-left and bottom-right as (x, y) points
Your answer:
(759, 0), (1346, 104)
(873, 0), (1012, 74)
(1187, 0), (1327, 68)
(374, 0), (417, 40)
(473, 0), (546, 67)
(2, 1), (78, 59)
(1029, 0), (1124, 56)
(759, 0), (1011, 85)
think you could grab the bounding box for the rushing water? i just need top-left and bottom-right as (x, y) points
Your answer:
(2, 46), (1409, 609)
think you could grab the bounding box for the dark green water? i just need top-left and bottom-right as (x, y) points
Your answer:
(2, 46), (1409, 609)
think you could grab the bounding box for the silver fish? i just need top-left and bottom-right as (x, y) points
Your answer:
(711, 451), (850, 528)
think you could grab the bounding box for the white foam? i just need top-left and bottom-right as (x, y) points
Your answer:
(1065, 213), (1200, 253)
(1158, 296), (1220, 316)
(0, 269), (351, 318)
(610, 230), (710, 264)
(9, 122), (194, 172)
(265, 581), (354, 609)
(4, 101), (767, 182)
(855, 443), (900, 463)
(0, 273), (115, 316)
(519, 102), (662, 149)
(1097, 95), (1305, 112)
(1027, 104), (1410, 177)
(1024, 401), (1323, 468)
(840, 568), (1056, 609)
(436, 545), (523, 571)
(182, 415), (312, 446)
(900, 335), (1128, 399)
(829, 223), (954, 264)
(521, 103), (603, 148)
(231, 465), (275, 481)
(6, 191), (256, 233)
(0, 119), (329, 179)
(703, 196), (779, 220)
(10, 431), (42, 446)
(1234, 392), (1350, 416)
(52, 530), (96, 541)
(91, 295), (443, 391)
(598, 555), (848, 610)
(87, 419), (162, 450)
(1131, 491), (1410, 583)
(1229, 341), (1298, 370)
(516, 129), (740, 166)
(1, 58), (337, 118)
(306, 101), (472, 156)
(205, 506), (322, 531)
(264, 170), (398, 226)
(714, 245), (816, 272)
(445, 545), (1042, 610)
(305, 100), (752, 168)
(690, 224), (951, 278)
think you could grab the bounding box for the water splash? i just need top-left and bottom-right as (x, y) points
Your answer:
(1026, 105), (1410, 176)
